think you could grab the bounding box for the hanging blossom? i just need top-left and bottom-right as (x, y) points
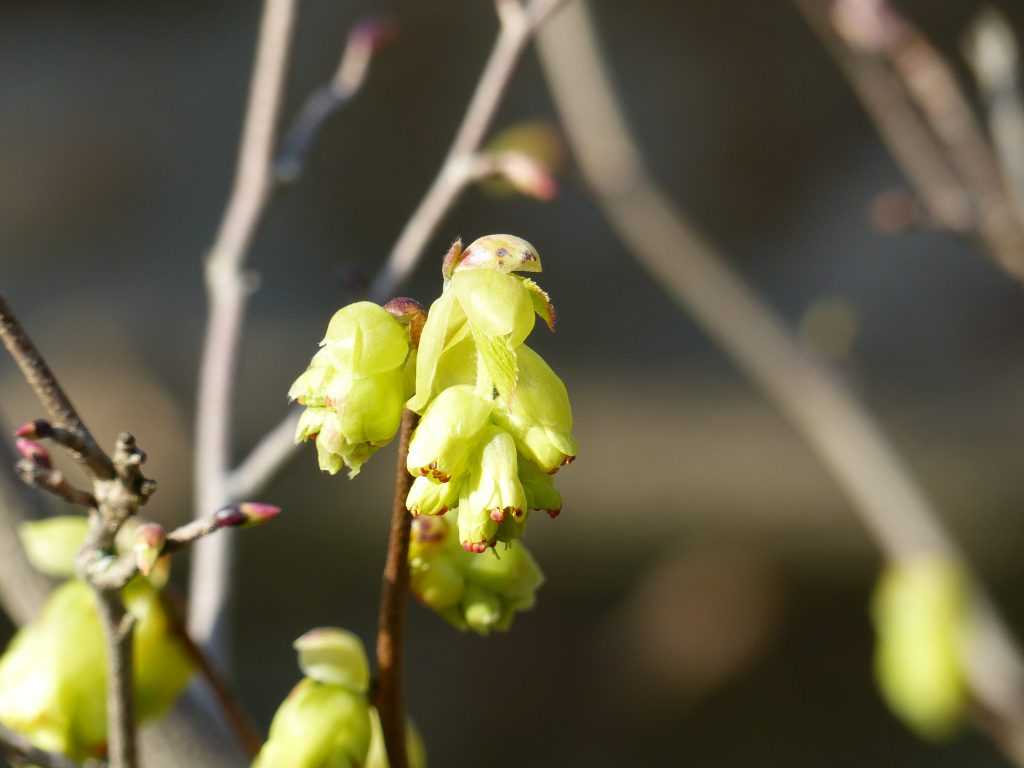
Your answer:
(290, 233), (577, 631)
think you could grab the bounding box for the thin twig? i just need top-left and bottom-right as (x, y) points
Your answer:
(160, 591), (264, 758)
(190, 0), (298, 663)
(0, 298), (113, 480)
(228, 0), (570, 503)
(275, 18), (395, 182)
(965, 7), (1024, 225)
(374, 409), (418, 768)
(0, 296), (141, 768)
(793, 0), (973, 232)
(0, 438), (52, 624)
(800, 0), (1024, 283)
(536, 1), (1024, 762)
(0, 722), (89, 768)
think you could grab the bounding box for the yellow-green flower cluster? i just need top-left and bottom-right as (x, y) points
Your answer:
(289, 300), (420, 477)
(254, 628), (425, 768)
(0, 518), (192, 761)
(408, 515), (543, 635)
(405, 235), (575, 554)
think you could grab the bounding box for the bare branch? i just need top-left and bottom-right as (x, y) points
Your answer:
(190, 0), (298, 663)
(15, 459), (97, 508)
(275, 18), (395, 182)
(0, 296), (114, 480)
(537, 0), (1024, 761)
(160, 592), (264, 758)
(0, 722), (90, 768)
(374, 410), (418, 768)
(965, 7), (1024, 225)
(793, 0), (973, 231)
(798, 0), (1024, 283)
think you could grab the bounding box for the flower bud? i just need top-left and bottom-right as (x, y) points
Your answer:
(0, 579), (193, 759)
(366, 707), (428, 768)
(410, 553), (465, 611)
(253, 679), (371, 768)
(492, 345), (577, 473)
(407, 512), (544, 635)
(872, 557), (968, 740)
(322, 301), (409, 376)
(455, 234), (542, 275)
(462, 583), (503, 634)
(133, 523), (166, 577)
(291, 302), (412, 477)
(457, 427), (527, 550)
(255, 628), (373, 768)
(407, 385), (492, 482)
(406, 475), (461, 517)
(294, 628), (370, 694)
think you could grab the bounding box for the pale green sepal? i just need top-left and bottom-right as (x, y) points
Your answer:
(294, 628), (370, 694)
(521, 277), (556, 332)
(450, 269), (534, 345)
(407, 385), (493, 482)
(321, 301), (409, 377)
(408, 291), (466, 414)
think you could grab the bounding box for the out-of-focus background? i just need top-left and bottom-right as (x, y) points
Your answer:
(3, 0), (1024, 765)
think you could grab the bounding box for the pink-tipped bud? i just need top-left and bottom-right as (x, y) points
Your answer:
(216, 502), (281, 529)
(350, 17), (398, 53)
(495, 152), (558, 201)
(133, 523), (167, 576)
(15, 420), (53, 439)
(16, 438), (51, 468)
(461, 541), (489, 554)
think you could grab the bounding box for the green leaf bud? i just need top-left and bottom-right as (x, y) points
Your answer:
(253, 679), (371, 768)
(407, 385), (493, 482)
(406, 475), (461, 517)
(872, 557), (968, 740)
(492, 345), (577, 473)
(294, 628), (370, 694)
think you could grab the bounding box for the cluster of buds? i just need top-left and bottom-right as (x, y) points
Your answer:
(254, 628), (424, 768)
(0, 518), (193, 761)
(290, 299), (424, 477)
(408, 516), (543, 635)
(405, 234), (575, 555)
(872, 557), (969, 740)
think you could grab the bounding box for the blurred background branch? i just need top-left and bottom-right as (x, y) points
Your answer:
(538, 1), (1024, 762)
(190, 0), (297, 667)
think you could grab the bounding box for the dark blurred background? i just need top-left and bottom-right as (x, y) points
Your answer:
(4, 0), (1024, 765)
